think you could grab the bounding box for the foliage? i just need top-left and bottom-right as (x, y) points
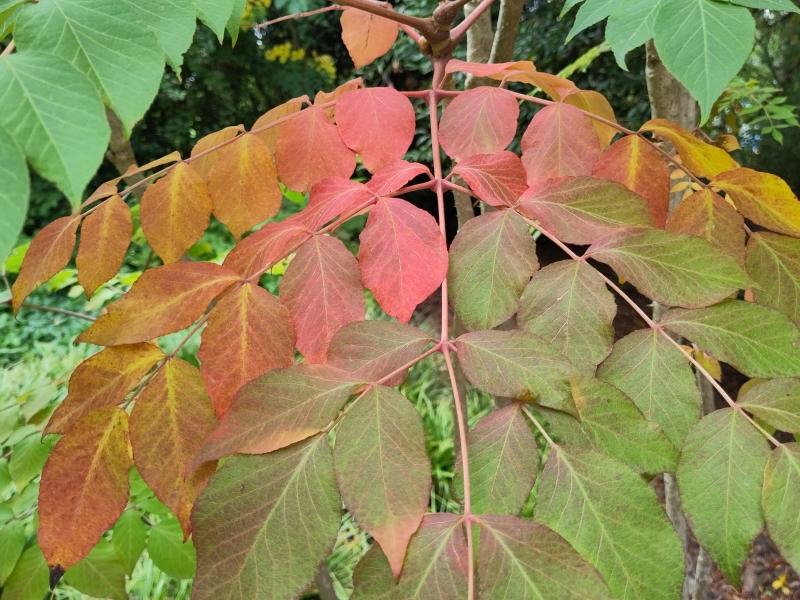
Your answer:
(5, 2), (800, 600)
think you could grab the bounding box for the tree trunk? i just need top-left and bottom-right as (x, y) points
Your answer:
(105, 109), (144, 188)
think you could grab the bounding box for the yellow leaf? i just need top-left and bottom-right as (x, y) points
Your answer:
(640, 119), (738, 179)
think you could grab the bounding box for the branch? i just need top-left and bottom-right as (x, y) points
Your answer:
(450, 0), (495, 45)
(488, 0), (524, 63)
(1, 41), (14, 57)
(333, 0), (439, 37)
(253, 5), (341, 29)
(9, 301), (96, 322)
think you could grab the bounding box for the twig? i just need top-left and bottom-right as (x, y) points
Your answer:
(253, 5), (340, 29)
(450, 0), (495, 45)
(333, 0), (436, 35)
(2, 299), (96, 322)
(1, 41), (14, 57)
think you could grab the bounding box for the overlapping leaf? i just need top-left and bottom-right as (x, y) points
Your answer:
(190, 127), (243, 180)
(739, 378), (800, 434)
(223, 215), (310, 279)
(366, 160), (431, 196)
(640, 119), (737, 178)
(451, 151), (528, 207)
(76, 195), (132, 297)
(0, 129), (28, 264)
(120, 0), (196, 70)
(252, 97), (305, 154)
(763, 444), (800, 573)
(746, 232), (800, 324)
(303, 178), (377, 230)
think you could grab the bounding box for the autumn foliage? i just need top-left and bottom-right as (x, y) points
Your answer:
(11, 4), (800, 599)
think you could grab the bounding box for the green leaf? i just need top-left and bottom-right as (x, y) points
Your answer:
(0, 520), (25, 585)
(739, 378), (800, 434)
(0, 128), (27, 266)
(653, 0), (755, 121)
(676, 408), (769, 585)
(588, 229), (749, 308)
(119, 0), (196, 70)
(112, 510), (147, 575)
(598, 329), (701, 446)
(15, 0), (166, 133)
(518, 260), (616, 372)
(9, 434), (53, 490)
(763, 443), (800, 574)
(728, 0), (799, 12)
(566, 0), (617, 41)
(2, 543), (49, 600)
(572, 377), (678, 473)
(449, 210), (538, 331)
(606, 0), (662, 69)
(147, 515), (196, 579)
(454, 404), (539, 515)
(351, 546), (395, 599)
(192, 434), (341, 599)
(334, 386), (431, 577)
(477, 516), (613, 599)
(535, 446), (684, 600)
(746, 232), (800, 325)
(455, 330), (577, 415)
(64, 540), (127, 600)
(0, 53), (109, 205)
(194, 0), (236, 41)
(662, 300), (800, 378)
(227, 0), (246, 44)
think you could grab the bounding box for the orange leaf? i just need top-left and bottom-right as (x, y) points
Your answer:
(130, 358), (217, 534)
(640, 119), (737, 179)
(77, 262), (240, 346)
(340, 8), (398, 68)
(11, 215), (80, 313)
(38, 408), (132, 568)
(280, 235), (365, 363)
(275, 105), (356, 192)
(315, 79), (363, 121)
(198, 282), (295, 416)
(713, 168), (800, 238)
(140, 162), (212, 264)
(223, 215), (311, 279)
(444, 60), (578, 101)
(190, 126), (244, 179)
(563, 89), (617, 148)
(207, 133), (281, 239)
(593, 135), (670, 227)
(252, 96), (307, 153)
(46, 343), (164, 435)
(76, 195), (132, 297)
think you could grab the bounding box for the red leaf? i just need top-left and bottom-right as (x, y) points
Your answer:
(75, 195), (132, 297)
(77, 262), (240, 346)
(367, 160), (432, 196)
(275, 105), (355, 192)
(223, 215), (311, 279)
(199, 282), (295, 416)
(340, 8), (399, 68)
(314, 78), (363, 120)
(38, 408), (131, 568)
(302, 178), (376, 230)
(439, 87), (519, 161)
(358, 198), (448, 322)
(252, 96), (307, 153)
(336, 87), (416, 172)
(452, 151), (528, 207)
(280, 235), (364, 363)
(521, 103), (600, 184)
(11, 215), (79, 313)
(563, 89), (617, 148)
(593, 135), (670, 227)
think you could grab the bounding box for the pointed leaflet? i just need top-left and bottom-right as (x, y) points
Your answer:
(196, 365), (360, 464)
(302, 178), (376, 231)
(588, 229), (748, 308)
(593, 134), (670, 227)
(199, 282), (294, 417)
(3, 544), (49, 600)
(739, 378), (800, 434)
(15, 0), (165, 133)
(76, 195), (132, 297)
(112, 510), (147, 575)
(605, 0), (661, 69)
(130, 358), (217, 535)
(46, 343), (164, 434)
(63, 539), (127, 600)
(677, 409), (769, 585)
(223, 215), (310, 279)
(340, 8), (399, 68)
(193, 0), (236, 41)
(571, 378), (677, 473)
(336, 87), (416, 173)
(666, 189), (746, 264)
(453, 404), (539, 515)
(0, 129), (28, 265)
(189, 125), (243, 178)
(351, 546), (396, 599)
(39, 408), (132, 569)
(281, 235), (365, 362)
(518, 260), (616, 371)
(598, 329), (701, 446)
(252, 96), (306, 154)
(0, 53), (109, 205)
(367, 160), (432, 197)
(451, 151), (528, 207)
(661, 300), (800, 378)
(746, 232), (800, 324)
(438, 87), (520, 161)
(275, 105), (356, 192)
(207, 133), (281, 239)
(477, 516), (613, 600)
(535, 446), (684, 600)
(521, 103), (600, 185)
(763, 444), (800, 573)
(326, 320), (435, 385)
(11, 216), (79, 312)
(334, 385), (431, 577)
(359, 197), (448, 322)
(78, 262), (240, 346)
(455, 330), (576, 414)
(518, 176), (653, 245)
(449, 210), (538, 331)
(640, 119), (737, 179)
(192, 435), (341, 599)
(140, 162), (212, 264)
(119, 0), (195, 70)
(713, 168), (800, 237)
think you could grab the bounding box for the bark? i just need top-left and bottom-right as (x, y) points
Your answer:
(105, 109), (144, 188)
(463, 0), (494, 88)
(645, 41), (698, 128)
(489, 0), (524, 64)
